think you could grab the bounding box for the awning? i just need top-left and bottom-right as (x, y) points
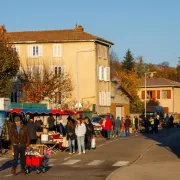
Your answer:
(10, 108), (22, 114)
(22, 109), (52, 114)
(52, 110), (83, 115)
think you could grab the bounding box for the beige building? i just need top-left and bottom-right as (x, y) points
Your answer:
(1, 24), (131, 115)
(139, 78), (180, 114)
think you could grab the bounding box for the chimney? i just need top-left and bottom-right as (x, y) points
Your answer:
(0, 25), (6, 34)
(75, 24), (84, 32)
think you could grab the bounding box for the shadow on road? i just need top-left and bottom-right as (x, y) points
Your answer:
(141, 127), (180, 158)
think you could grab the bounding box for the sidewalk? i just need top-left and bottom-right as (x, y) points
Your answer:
(106, 161), (180, 180)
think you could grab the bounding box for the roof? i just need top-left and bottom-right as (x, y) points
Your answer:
(141, 78), (180, 88)
(4, 25), (114, 45)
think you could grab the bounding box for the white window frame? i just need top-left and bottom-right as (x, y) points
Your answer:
(12, 45), (20, 56)
(28, 45), (43, 58)
(103, 67), (107, 81)
(53, 44), (62, 57)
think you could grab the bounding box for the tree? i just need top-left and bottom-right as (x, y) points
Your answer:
(158, 61), (170, 68)
(122, 49), (135, 72)
(0, 31), (20, 97)
(18, 64), (73, 106)
(135, 56), (148, 78)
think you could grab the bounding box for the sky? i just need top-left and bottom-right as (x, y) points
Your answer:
(1, 0), (180, 67)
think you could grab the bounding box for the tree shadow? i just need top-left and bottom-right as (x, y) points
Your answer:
(141, 127), (180, 158)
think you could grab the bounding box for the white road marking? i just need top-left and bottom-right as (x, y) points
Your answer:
(97, 144), (105, 147)
(112, 161), (129, 167)
(64, 157), (71, 161)
(61, 159), (81, 165)
(4, 174), (13, 177)
(48, 159), (57, 162)
(0, 158), (9, 162)
(106, 141), (114, 143)
(87, 160), (104, 166)
(48, 164), (54, 167)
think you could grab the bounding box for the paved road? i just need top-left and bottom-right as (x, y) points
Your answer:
(0, 128), (179, 180)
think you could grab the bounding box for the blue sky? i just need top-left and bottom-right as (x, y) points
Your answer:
(1, 0), (180, 66)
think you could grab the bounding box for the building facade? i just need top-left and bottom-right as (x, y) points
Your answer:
(139, 78), (180, 114)
(1, 25), (115, 113)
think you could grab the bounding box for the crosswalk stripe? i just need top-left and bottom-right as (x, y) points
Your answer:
(61, 159), (81, 165)
(112, 161), (129, 167)
(87, 160), (104, 166)
(0, 158), (9, 162)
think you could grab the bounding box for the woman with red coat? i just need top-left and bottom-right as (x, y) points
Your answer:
(105, 116), (112, 140)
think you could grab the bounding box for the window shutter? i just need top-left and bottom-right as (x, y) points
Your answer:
(27, 45), (32, 57)
(104, 47), (107, 59)
(167, 90), (171, 99)
(59, 44), (62, 57)
(98, 45), (101, 58)
(53, 44), (56, 57)
(99, 66), (103, 81)
(104, 92), (107, 106)
(141, 91), (145, 99)
(99, 92), (102, 106)
(15, 46), (20, 56)
(101, 91), (105, 106)
(103, 67), (107, 81)
(107, 92), (111, 106)
(39, 45), (43, 56)
(152, 90), (156, 99)
(157, 90), (160, 99)
(62, 65), (66, 74)
(106, 67), (110, 81)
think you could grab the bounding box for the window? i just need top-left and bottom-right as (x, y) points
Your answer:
(53, 44), (62, 57)
(147, 90), (156, 99)
(28, 45), (43, 57)
(98, 45), (101, 58)
(103, 67), (110, 82)
(103, 46), (108, 59)
(162, 90), (171, 99)
(12, 46), (20, 56)
(51, 65), (66, 77)
(99, 91), (111, 106)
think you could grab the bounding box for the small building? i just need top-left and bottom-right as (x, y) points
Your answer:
(139, 78), (180, 114)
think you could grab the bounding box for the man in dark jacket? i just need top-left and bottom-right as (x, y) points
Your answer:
(125, 116), (131, 136)
(10, 116), (30, 175)
(27, 119), (37, 144)
(84, 117), (95, 150)
(47, 115), (55, 131)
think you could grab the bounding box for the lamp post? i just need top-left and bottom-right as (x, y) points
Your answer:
(144, 71), (156, 118)
(75, 50), (96, 110)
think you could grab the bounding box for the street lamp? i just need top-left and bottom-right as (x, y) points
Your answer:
(75, 50), (96, 110)
(144, 71), (156, 118)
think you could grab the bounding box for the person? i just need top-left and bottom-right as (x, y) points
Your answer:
(0, 121), (5, 154)
(125, 116), (131, 136)
(57, 116), (66, 137)
(10, 116), (30, 175)
(66, 119), (76, 154)
(154, 115), (160, 133)
(84, 117), (95, 150)
(169, 115), (174, 128)
(120, 117), (125, 135)
(149, 116), (154, 133)
(1, 117), (13, 149)
(135, 116), (139, 132)
(75, 118), (86, 155)
(47, 115), (55, 131)
(114, 116), (121, 137)
(27, 119), (37, 144)
(35, 116), (43, 132)
(164, 114), (170, 126)
(101, 118), (106, 138)
(104, 116), (112, 140)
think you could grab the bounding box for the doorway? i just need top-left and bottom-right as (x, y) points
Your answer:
(116, 106), (122, 119)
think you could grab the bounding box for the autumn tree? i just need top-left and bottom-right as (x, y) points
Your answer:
(18, 64), (73, 107)
(135, 56), (148, 78)
(0, 29), (20, 97)
(122, 49), (135, 72)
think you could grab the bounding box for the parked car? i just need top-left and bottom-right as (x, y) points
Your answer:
(98, 113), (115, 125)
(91, 117), (102, 132)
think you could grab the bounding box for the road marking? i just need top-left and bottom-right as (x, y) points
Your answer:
(87, 160), (104, 166)
(4, 174), (13, 177)
(64, 157), (71, 161)
(97, 144), (105, 147)
(0, 157), (9, 162)
(106, 141), (114, 143)
(112, 161), (129, 167)
(48, 164), (54, 167)
(61, 159), (81, 165)
(48, 159), (57, 162)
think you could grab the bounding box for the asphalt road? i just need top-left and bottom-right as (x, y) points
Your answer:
(0, 128), (179, 180)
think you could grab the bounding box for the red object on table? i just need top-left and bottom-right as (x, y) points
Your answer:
(50, 134), (60, 139)
(26, 156), (44, 166)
